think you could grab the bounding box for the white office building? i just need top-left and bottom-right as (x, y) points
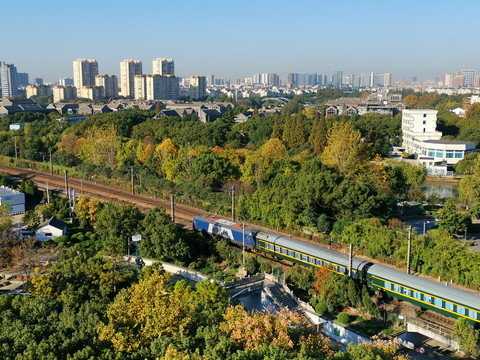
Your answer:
(402, 109), (475, 165)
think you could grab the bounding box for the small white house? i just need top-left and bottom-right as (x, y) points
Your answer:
(35, 217), (67, 241)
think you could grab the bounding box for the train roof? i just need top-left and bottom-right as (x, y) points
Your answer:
(257, 231), (371, 271)
(368, 264), (480, 310)
(194, 214), (259, 234)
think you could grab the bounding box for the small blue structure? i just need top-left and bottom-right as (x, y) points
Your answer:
(193, 214), (257, 248)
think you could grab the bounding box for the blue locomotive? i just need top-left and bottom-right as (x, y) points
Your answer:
(193, 214), (480, 325)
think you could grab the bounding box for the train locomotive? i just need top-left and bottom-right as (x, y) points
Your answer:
(193, 214), (480, 325)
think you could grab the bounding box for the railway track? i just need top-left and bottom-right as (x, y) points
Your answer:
(0, 164), (202, 227)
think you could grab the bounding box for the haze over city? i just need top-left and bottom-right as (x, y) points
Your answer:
(4, 0), (480, 82)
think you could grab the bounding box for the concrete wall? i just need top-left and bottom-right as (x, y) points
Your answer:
(126, 257), (207, 283)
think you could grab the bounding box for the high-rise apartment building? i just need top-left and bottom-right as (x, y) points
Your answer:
(1, 62), (19, 98)
(152, 58), (174, 75)
(135, 74), (179, 100)
(462, 69), (476, 87)
(134, 75), (148, 100)
(384, 73), (391, 87)
(120, 60), (142, 98)
(332, 71), (343, 87)
(73, 59), (99, 97)
(53, 85), (76, 103)
(17, 73), (29, 87)
(453, 73), (465, 88)
(269, 73), (280, 87)
(206, 75), (215, 86)
(33, 78), (43, 85)
(444, 73), (454, 87)
(95, 75), (118, 98)
(26, 85), (51, 98)
(58, 77), (74, 86)
(190, 75), (206, 100)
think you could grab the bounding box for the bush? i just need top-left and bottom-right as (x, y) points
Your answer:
(315, 302), (327, 316)
(337, 312), (349, 325)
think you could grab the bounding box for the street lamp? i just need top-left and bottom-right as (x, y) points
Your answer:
(132, 233), (142, 276)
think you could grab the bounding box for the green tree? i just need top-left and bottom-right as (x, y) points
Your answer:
(282, 112), (294, 147)
(453, 318), (480, 358)
(271, 114), (281, 139)
(308, 109), (327, 155)
(95, 202), (144, 251)
(140, 207), (189, 262)
(437, 198), (471, 234)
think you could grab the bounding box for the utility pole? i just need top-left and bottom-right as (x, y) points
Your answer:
(170, 194), (175, 223)
(131, 166), (134, 195)
(407, 226), (412, 275)
(49, 150), (53, 175)
(46, 182), (50, 204)
(14, 137), (17, 159)
(348, 243), (353, 277)
(231, 186), (235, 221)
(64, 170), (69, 197)
(80, 180), (83, 195)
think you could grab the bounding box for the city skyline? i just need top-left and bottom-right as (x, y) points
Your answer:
(3, 0), (480, 82)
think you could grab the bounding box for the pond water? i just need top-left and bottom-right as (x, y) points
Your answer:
(420, 180), (459, 199)
(236, 290), (277, 314)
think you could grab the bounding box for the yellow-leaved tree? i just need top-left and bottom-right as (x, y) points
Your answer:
(322, 121), (371, 178)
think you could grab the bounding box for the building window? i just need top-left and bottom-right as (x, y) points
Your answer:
(455, 151), (463, 159)
(422, 120), (426, 124)
(446, 150), (454, 158)
(428, 149), (435, 157)
(45, 232), (52, 237)
(423, 114), (427, 118)
(423, 128), (426, 133)
(436, 150), (444, 158)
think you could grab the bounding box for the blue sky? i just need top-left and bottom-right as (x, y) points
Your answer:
(3, 0), (480, 82)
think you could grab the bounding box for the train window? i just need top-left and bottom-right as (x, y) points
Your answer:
(384, 282), (391, 290)
(457, 306), (465, 315)
(288, 250), (294, 257)
(308, 257), (315, 264)
(268, 243), (274, 251)
(295, 252), (301, 259)
(424, 295), (431, 303)
(468, 310), (477, 319)
(275, 245), (280, 252)
(413, 291), (421, 300)
(302, 255), (307, 262)
(282, 248), (287, 255)
(394, 284), (400, 293)
(403, 288), (411, 296)
(339, 267), (345, 274)
(316, 259), (323, 266)
(445, 302), (453, 311)
(434, 298), (442, 308)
